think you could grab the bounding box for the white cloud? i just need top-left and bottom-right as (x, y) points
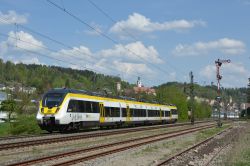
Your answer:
(0, 10), (28, 25)
(49, 41), (163, 84)
(199, 62), (249, 87)
(0, 31), (167, 85)
(99, 41), (163, 64)
(114, 61), (154, 75)
(15, 57), (41, 65)
(0, 41), (8, 56)
(110, 13), (205, 35)
(0, 31), (45, 58)
(173, 38), (246, 56)
(199, 65), (216, 79)
(52, 46), (93, 62)
(6, 31), (45, 51)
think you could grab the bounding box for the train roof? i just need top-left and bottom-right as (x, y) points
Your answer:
(46, 88), (176, 107)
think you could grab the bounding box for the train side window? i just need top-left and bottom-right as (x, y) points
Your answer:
(92, 102), (99, 113)
(115, 107), (120, 117)
(110, 107), (115, 117)
(143, 109), (146, 117)
(148, 110), (152, 117)
(165, 111), (170, 117)
(67, 100), (79, 112)
(122, 108), (126, 117)
(135, 109), (138, 117)
(105, 107), (111, 117)
(78, 100), (85, 112)
(132, 109), (135, 117)
(85, 101), (92, 113)
(171, 109), (177, 115)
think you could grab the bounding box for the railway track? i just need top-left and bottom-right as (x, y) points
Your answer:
(156, 126), (233, 166)
(8, 124), (216, 166)
(0, 121), (212, 151)
(0, 132), (59, 141)
(0, 121), (199, 142)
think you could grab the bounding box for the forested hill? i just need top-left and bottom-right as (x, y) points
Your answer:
(157, 82), (247, 104)
(0, 59), (132, 95)
(0, 59), (247, 103)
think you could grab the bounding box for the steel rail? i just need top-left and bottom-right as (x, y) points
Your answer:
(156, 126), (233, 166)
(8, 124), (215, 166)
(0, 121), (212, 151)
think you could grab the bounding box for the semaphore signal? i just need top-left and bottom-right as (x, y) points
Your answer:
(215, 58), (230, 127)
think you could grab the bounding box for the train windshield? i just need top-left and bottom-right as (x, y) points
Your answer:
(42, 93), (64, 108)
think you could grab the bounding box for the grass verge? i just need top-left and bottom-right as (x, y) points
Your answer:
(224, 122), (250, 166)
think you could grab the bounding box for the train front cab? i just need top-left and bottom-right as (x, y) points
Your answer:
(37, 92), (66, 132)
(170, 107), (178, 123)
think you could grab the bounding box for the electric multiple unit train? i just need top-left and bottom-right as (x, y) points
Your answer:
(36, 89), (178, 132)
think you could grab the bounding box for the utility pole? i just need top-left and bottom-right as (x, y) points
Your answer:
(215, 59), (230, 127)
(190, 71), (194, 125)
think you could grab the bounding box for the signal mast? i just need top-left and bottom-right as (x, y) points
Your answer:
(215, 59), (230, 127)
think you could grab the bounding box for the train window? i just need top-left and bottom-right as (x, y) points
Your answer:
(78, 100), (86, 112)
(165, 111), (170, 117)
(136, 109), (145, 117)
(111, 107), (115, 117)
(67, 100), (79, 112)
(142, 109), (146, 117)
(67, 100), (99, 113)
(85, 102), (92, 113)
(114, 107), (120, 117)
(91, 102), (99, 113)
(104, 107), (111, 117)
(130, 109), (135, 117)
(122, 108), (127, 117)
(148, 110), (160, 117)
(171, 109), (178, 115)
(148, 110), (152, 117)
(104, 106), (119, 117)
(42, 93), (64, 108)
(156, 110), (160, 117)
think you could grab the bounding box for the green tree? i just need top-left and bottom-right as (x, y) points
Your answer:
(65, 79), (71, 88)
(156, 86), (188, 120)
(0, 100), (18, 122)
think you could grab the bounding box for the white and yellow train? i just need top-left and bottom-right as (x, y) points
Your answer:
(36, 89), (178, 132)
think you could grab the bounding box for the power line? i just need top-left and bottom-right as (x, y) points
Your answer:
(0, 30), (167, 84)
(0, 16), (169, 85)
(46, 0), (181, 82)
(87, 0), (138, 41)
(87, 0), (188, 80)
(0, 18), (130, 77)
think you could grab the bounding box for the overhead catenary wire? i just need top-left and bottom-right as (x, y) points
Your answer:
(0, 17), (171, 85)
(87, 0), (138, 41)
(87, 0), (188, 79)
(46, 0), (182, 83)
(0, 34), (168, 85)
(0, 15), (170, 85)
(0, 18), (141, 79)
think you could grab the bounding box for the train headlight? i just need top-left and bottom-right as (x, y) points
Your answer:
(41, 108), (44, 113)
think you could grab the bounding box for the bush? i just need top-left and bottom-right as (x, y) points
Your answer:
(0, 122), (12, 136)
(10, 115), (42, 135)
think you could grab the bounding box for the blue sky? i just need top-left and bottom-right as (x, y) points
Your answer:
(0, 0), (249, 88)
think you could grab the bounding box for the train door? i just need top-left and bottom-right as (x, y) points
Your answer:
(126, 104), (131, 122)
(99, 103), (105, 123)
